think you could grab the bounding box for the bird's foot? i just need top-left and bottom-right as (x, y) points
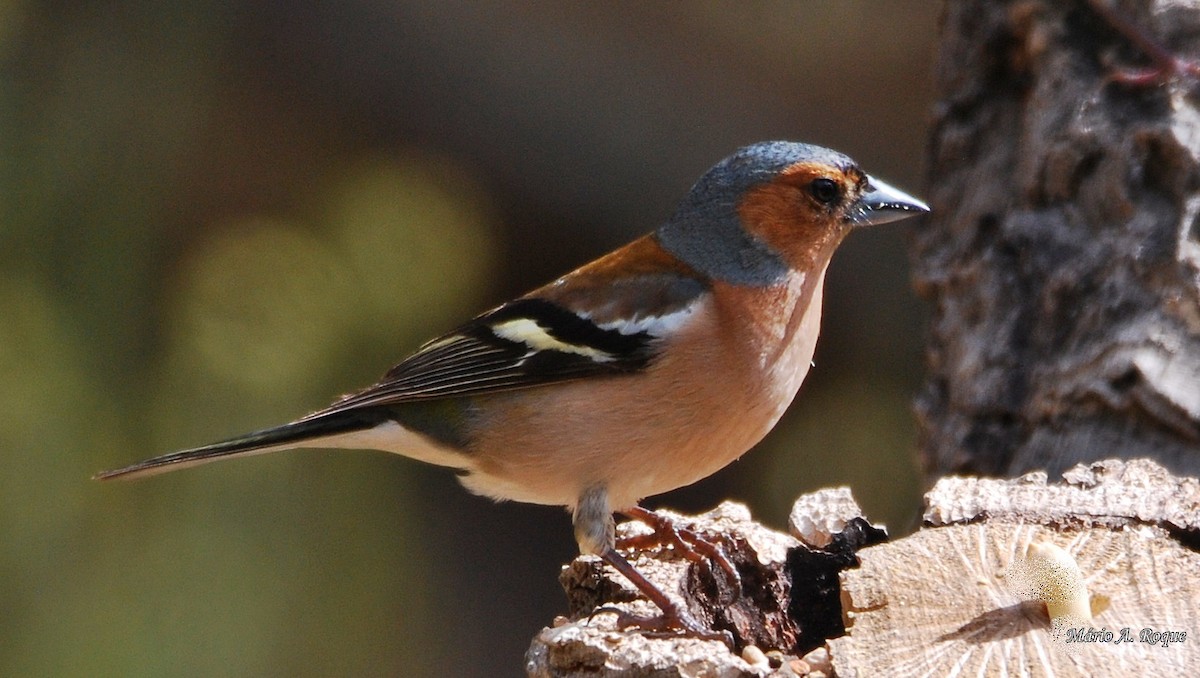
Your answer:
(591, 603), (734, 647)
(617, 506), (742, 601)
(595, 544), (735, 648)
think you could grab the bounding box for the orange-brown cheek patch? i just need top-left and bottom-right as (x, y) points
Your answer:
(737, 181), (847, 269)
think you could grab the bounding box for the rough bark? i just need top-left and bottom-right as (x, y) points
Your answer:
(527, 461), (1199, 677)
(915, 0), (1200, 478)
(525, 497), (884, 678)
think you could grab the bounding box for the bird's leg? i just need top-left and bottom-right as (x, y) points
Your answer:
(594, 545), (733, 646)
(617, 505), (742, 600)
(574, 486), (731, 645)
(1087, 0), (1200, 85)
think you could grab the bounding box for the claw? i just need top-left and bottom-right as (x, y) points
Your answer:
(590, 604), (734, 647)
(618, 506), (743, 602)
(596, 544), (735, 648)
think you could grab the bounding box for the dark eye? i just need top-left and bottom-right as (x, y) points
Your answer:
(809, 178), (841, 205)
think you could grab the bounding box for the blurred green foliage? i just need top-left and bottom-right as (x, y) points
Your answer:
(2, 1), (935, 675)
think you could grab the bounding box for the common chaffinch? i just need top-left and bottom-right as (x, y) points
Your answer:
(98, 141), (928, 641)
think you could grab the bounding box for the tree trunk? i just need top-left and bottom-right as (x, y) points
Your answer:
(914, 0), (1200, 479)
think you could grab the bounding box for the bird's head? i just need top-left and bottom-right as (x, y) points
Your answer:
(655, 141), (928, 284)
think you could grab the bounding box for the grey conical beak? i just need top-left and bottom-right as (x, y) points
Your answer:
(853, 176), (930, 226)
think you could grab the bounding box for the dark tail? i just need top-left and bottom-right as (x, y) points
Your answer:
(94, 410), (382, 480)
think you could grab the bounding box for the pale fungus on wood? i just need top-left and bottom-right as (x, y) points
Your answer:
(833, 459), (1198, 677)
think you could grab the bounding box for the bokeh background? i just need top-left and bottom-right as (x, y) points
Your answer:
(2, 2), (939, 675)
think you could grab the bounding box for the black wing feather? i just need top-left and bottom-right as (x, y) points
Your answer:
(304, 298), (659, 416)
